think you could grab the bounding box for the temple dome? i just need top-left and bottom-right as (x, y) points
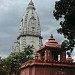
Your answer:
(46, 34), (58, 44)
(66, 56), (73, 62)
(37, 34), (61, 53)
(45, 34), (61, 49)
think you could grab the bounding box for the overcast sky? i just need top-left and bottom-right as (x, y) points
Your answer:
(0, 0), (75, 60)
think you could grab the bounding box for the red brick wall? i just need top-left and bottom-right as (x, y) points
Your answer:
(21, 65), (75, 75)
(34, 65), (75, 75)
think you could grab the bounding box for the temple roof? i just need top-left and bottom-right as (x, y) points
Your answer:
(37, 34), (61, 53)
(45, 34), (58, 45)
(66, 56), (73, 62)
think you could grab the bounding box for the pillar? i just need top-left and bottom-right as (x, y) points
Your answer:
(35, 53), (39, 61)
(60, 51), (66, 61)
(48, 51), (52, 61)
(39, 53), (42, 61)
(44, 50), (52, 61)
(44, 50), (48, 62)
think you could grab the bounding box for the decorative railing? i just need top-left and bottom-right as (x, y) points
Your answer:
(21, 59), (75, 69)
(20, 31), (41, 36)
(34, 59), (75, 65)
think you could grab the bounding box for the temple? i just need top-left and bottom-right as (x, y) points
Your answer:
(20, 34), (75, 75)
(11, 0), (42, 53)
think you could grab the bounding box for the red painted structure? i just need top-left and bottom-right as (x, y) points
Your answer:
(20, 34), (75, 75)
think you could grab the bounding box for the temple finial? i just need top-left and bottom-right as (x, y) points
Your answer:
(30, 0), (32, 2)
(29, 0), (34, 5)
(50, 34), (53, 38)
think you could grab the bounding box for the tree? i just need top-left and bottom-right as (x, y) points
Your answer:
(10, 45), (34, 74)
(53, 0), (75, 54)
(19, 45), (34, 64)
(4, 54), (20, 75)
(0, 58), (7, 75)
(4, 45), (34, 75)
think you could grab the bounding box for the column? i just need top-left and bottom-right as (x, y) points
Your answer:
(44, 50), (48, 62)
(60, 51), (66, 61)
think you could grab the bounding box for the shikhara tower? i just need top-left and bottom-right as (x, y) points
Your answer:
(11, 0), (42, 53)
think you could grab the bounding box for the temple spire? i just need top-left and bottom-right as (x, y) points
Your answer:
(27, 0), (35, 10)
(29, 0), (34, 5)
(17, 0), (42, 52)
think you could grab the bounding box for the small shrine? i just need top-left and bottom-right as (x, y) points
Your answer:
(20, 34), (75, 75)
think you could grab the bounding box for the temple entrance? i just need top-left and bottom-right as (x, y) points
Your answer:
(52, 51), (59, 61)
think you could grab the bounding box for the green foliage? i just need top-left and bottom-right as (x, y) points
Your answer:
(53, 0), (75, 53)
(0, 45), (34, 75)
(19, 45), (34, 64)
(0, 59), (7, 75)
